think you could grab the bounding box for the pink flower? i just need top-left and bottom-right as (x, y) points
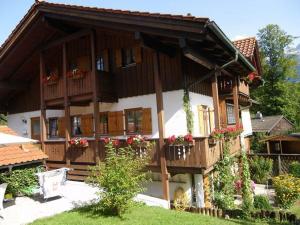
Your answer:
(127, 136), (134, 145)
(112, 139), (120, 147)
(184, 134), (193, 143)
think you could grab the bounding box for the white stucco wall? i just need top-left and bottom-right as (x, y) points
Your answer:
(7, 90), (213, 139)
(241, 108), (252, 137)
(7, 110), (64, 138)
(143, 173), (193, 205)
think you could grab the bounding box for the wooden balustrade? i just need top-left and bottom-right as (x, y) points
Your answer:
(45, 137), (241, 174)
(43, 77), (64, 101)
(68, 71), (93, 97)
(218, 77), (250, 97)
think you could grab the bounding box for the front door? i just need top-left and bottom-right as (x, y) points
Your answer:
(31, 117), (41, 141)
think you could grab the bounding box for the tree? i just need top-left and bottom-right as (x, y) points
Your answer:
(252, 24), (299, 123)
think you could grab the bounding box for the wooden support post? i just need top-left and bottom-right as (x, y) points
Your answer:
(279, 140), (283, 154)
(39, 52), (47, 151)
(278, 154), (282, 175)
(90, 31), (100, 163)
(266, 141), (270, 154)
(211, 70), (221, 129)
(232, 76), (240, 126)
(63, 43), (71, 166)
(153, 51), (170, 201)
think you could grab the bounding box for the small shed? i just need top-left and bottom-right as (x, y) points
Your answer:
(0, 126), (48, 170)
(263, 133), (300, 154)
(251, 115), (294, 135)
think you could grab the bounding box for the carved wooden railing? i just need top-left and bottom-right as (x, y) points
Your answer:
(67, 71), (93, 97)
(43, 77), (64, 101)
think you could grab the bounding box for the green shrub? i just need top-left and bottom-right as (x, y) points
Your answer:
(289, 161), (300, 178)
(250, 133), (266, 153)
(213, 141), (235, 210)
(273, 175), (300, 209)
(241, 151), (253, 218)
(249, 156), (273, 184)
(88, 140), (151, 216)
(253, 195), (272, 210)
(0, 165), (43, 196)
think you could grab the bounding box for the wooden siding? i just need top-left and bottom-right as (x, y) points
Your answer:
(45, 137), (226, 170)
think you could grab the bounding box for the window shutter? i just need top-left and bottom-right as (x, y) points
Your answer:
(197, 105), (205, 136)
(108, 111), (124, 136)
(57, 117), (65, 138)
(81, 114), (94, 136)
(209, 108), (215, 133)
(142, 108), (152, 135)
(103, 49), (109, 72)
(115, 49), (122, 68)
(134, 45), (142, 64)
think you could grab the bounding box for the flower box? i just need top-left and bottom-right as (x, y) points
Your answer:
(167, 134), (195, 146)
(69, 137), (88, 148)
(67, 69), (87, 80)
(43, 74), (59, 85)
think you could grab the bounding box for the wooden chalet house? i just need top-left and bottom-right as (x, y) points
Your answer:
(0, 1), (261, 207)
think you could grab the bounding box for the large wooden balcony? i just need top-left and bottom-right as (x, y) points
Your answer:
(44, 137), (241, 180)
(218, 77), (249, 97)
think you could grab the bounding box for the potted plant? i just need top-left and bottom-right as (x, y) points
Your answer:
(167, 134), (195, 146)
(43, 73), (59, 85)
(69, 137), (89, 148)
(67, 69), (87, 80)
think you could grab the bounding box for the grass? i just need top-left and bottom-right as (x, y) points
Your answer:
(290, 200), (300, 217)
(30, 205), (288, 225)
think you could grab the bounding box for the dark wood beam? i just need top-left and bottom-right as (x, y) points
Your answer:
(43, 13), (207, 42)
(153, 50), (170, 201)
(43, 17), (78, 34)
(90, 30), (100, 163)
(39, 52), (47, 151)
(0, 81), (28, 90)
(211, 70), (221, 129)
(233, 76), (240, 126)
(42, 29), (92, 51)
(63, 43), (71, 167)
(135, 32), (177, 57)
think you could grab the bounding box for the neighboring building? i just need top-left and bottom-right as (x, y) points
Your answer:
(0, 126), (48, 170)
(0, 1), (261, 207)
(251, 115), (294, 136)
(262, 133), (300, 154)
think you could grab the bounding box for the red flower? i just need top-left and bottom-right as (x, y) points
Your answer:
(127, 136), (134, 145)
(112, 139), (120, 147)
(168, 135), (176, 144)
(184, 134), (193, 143)
(102, 137), (111, 144)
(248, 72), (256, 81)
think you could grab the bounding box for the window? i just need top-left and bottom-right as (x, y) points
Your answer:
(226, 104), (236, 125)
(48, 118), (58, 138)
(31, 117), (40, 140)
(125, 108), (143, 134)
(96, 57), (105, 71)
(100, 113), (109, 135)
(122, 48), (136, 66)
(71, 116), (82, 136)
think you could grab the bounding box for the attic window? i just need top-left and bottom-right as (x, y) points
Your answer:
(122, 48), (136, 66)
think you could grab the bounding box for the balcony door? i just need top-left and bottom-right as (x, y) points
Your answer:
(31, 117), (41, 141)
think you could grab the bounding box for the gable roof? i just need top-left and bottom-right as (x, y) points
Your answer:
(233, 37), (256, 59)
(0, 126), (47, 168)
(251, 115), (293, 133)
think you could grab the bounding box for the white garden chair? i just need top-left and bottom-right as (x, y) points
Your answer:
(0, 183), (8, 218)
(36, 168), (71, 200)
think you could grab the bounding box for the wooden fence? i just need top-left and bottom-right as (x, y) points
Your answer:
(182, 207), (298, 224)
(248, 153), (300, 176)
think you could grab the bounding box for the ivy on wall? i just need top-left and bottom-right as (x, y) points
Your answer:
(183, 89), (194, 134)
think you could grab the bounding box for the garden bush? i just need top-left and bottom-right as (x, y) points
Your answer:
(273, 174), (300, 209)
(0, 165), (43, 196)
(88, 139), (151, 216)
(289, 161), (300, 178)
(249, 156), (273, 184)
(253, 195), (272, 210)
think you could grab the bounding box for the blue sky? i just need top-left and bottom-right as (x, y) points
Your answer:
(0, 0), (299, 47)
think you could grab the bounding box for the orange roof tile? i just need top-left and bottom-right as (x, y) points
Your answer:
(0, 143), (48, 167)
(233, 37), (257, 58)
(0, 126), (18, 136)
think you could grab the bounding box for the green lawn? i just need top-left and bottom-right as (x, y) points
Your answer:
(30, 205), (287, 225)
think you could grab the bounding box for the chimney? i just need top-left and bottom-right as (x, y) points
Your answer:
(256, 111), (264, 121)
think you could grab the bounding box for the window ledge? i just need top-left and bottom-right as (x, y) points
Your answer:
(122, 63), (136, 69)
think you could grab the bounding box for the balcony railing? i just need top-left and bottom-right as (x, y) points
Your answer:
(218, 77), (249, 97)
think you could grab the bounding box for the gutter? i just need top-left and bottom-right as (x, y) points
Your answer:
(205, 21), (256, 73)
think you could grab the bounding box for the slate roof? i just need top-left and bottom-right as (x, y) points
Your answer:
(233, 37), (257, 59)
(0, 126), (48, 168)
(251, 115), (287, 133)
